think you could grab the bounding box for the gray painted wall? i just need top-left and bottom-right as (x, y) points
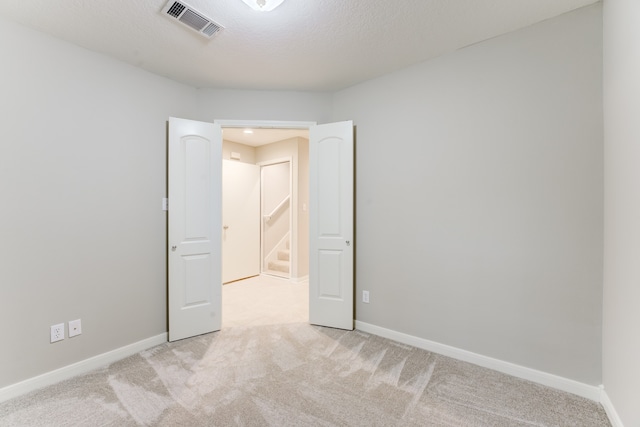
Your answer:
(332, 4), (603, 384)
(0, 19), (332, 389)
(195, 89), (333, 124)
(0, 4), (606, 393)
(0, 19), (196, 387)
(603, 0), (640, 425)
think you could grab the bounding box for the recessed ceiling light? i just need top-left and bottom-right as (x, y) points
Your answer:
(243, 129), (254, 134)
(240, 0), (285, 12)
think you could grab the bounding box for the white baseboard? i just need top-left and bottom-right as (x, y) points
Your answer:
(0, 333), (167, 403)
(600, 389), (624, 427)
(258, 273), (308, 284)
(0, 323), (623, 427)
(355, 321), (601, 402)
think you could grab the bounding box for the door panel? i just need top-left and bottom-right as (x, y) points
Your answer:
(168, 117), (222, 342)
(309, 121), (354, 330)
(183, 254), (212, 305)
(222, 160), (260, 283)
(318, 250), (342, 298)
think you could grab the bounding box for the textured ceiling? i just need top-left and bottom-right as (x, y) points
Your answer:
(0, 0), (598, 91)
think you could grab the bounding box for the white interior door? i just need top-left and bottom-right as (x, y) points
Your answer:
(168, 117), (222, 342)
(222, 160), (260, 283)
(309, 121), (354, 330)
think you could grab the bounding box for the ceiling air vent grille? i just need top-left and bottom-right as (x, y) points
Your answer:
(162, 0), (224, 39)
(202, 22), (223, 37)
(166, 2), (185, 18)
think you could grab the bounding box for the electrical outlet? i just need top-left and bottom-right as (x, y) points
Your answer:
(50, 323), (65, 343)
(362, 290), (370, 304)
(69, 319), (82, 338)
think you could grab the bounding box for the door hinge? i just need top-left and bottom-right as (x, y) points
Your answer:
(162, 198), (169, 211)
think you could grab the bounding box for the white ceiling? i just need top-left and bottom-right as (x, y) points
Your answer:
(0, 0), (598, 92)
(223, 127), (308, 146)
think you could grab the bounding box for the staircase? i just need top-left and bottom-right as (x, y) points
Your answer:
(267, 239), (290, 277)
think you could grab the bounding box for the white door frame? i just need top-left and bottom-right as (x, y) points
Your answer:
(215, 120), (316, 130)
(257, 157), (293, 277)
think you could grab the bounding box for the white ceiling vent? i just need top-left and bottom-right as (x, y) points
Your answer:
(162, 0), (224, 39)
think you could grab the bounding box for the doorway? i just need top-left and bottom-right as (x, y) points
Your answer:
(219, 125), (310, 326)
(167, 118), (354, 341)
(260, 160), (292, 279)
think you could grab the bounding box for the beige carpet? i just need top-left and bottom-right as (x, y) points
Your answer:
(0, 276), (610, 426)
(222, 274), (308, 328)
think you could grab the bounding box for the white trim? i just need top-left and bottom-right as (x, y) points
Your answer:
(256, 157), (292, 167)
(259, 157), (293, 277)
(0, 333), (167, 403)
(291, 275), (309, 284)
(214, 119), (316, 129)
(355, 321), (601, 401)
(258, 272), (291, 281)
(600, 388), (624, 427)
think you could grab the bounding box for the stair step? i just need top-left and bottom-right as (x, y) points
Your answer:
(268, 260), (289, 273)
(278, 249), (290, 261)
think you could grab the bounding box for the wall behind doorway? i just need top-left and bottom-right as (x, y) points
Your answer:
(221, 136), (310, 282)
(222, 140), (256, 164)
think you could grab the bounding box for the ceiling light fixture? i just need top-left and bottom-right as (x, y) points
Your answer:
(243, 129), (254, 134)
(240, 0), (285, 12)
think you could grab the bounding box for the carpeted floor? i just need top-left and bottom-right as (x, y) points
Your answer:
(0, 277), (611, 426)
(222, 275), (308, 328)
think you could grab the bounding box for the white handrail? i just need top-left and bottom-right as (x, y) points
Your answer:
(263, 195), (290, 222)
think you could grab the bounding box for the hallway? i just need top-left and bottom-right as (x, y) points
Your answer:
(222, 275), (308, 328)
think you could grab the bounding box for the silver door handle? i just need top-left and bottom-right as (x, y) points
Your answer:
(171, 246), (177, 251)
(223, 225), (229, 230)
(346, 240), (350, 246)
